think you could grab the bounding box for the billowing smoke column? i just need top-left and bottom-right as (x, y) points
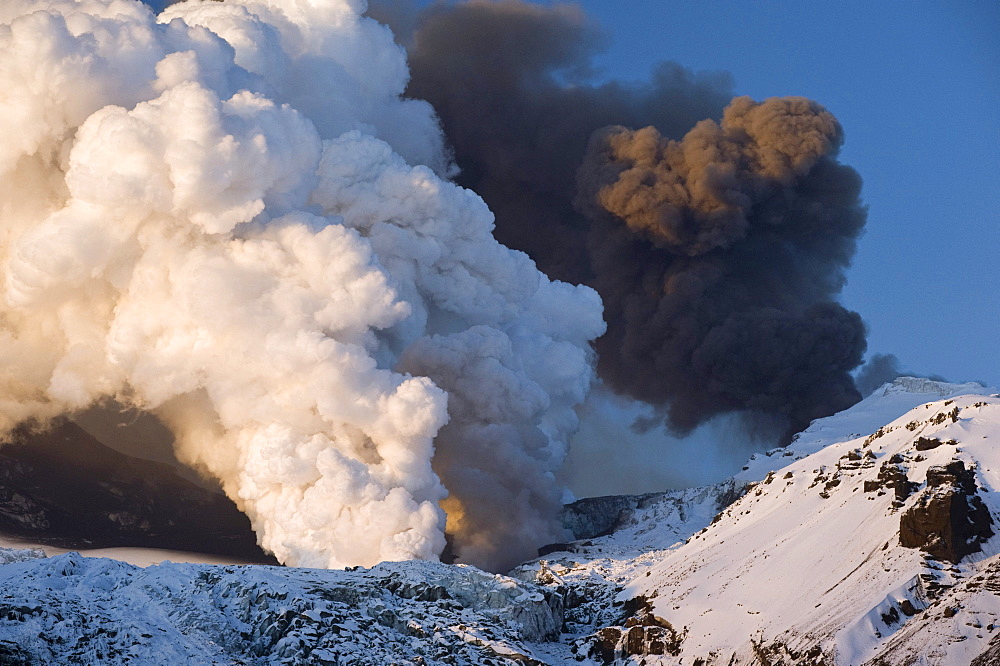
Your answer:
(0, 0), (603, 572)
(579, 98), (867, 436)
(369, 0), (735, 286)
(374, 0), (868, 439)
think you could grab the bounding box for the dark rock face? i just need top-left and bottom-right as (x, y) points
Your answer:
(574, 596), (684, 663)
(0, 419), (273, 562)
(913, 436), (958, 451)
(537, 542), (574, 557)
(973, 633), (1000, 666)
(863, 456), (919, 507)
(899, 461), (994, 563)
(560, 494), (650, 540)
(560, 479), (747, 541)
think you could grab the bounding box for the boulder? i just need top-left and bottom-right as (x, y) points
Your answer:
(899, 461), (994, 563)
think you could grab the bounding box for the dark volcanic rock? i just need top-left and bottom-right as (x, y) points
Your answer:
(561, 479), (747, 541)
(0, 419), (273, 562)
(537, 542), (574, 557)
(899, 460), (994, 563)
(574, 595), (684, 663)
(561, 494), (650, 540)
(864, 458), (919, 507)
(914, 436), (958, 451)
(973, 633), (1000, 666)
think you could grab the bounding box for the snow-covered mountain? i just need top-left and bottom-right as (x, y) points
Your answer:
(0, 419), (269, 562)
(0, 549), (564, 665)
(2, 377), (1000, 665)
(515, 378), (1000, 664)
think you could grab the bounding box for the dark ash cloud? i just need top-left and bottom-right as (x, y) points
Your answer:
(371, 0), (734, 284)
(854, 353), (952, 397)
(855, 353), (906, 397)
(580, 97), (868, 438)
(373, 0), (869, 442)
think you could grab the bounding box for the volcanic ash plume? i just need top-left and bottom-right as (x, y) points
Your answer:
(371, 0), (735, 286)
(579, 97), (868, 437)
(0, 0), (603, 570)
(374, 0), (867, 440)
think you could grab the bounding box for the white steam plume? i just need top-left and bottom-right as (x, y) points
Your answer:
(0, 0), (603, 570)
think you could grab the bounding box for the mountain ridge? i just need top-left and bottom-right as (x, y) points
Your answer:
(2, 377), (999, 664)
(516, 378), (1000, 664)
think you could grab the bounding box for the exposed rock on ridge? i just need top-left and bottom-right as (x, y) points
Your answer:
(899, 460), (994, 563)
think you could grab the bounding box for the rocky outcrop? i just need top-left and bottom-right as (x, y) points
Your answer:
(899, 460), (994, 563)
(863, 454), (919, 507)
(914, 436), (957, 451)
(560, 494), (654, 540)
(560, 478), (747, 541)
(573, 596), (685, 664)
(973, 633), (1000, 666)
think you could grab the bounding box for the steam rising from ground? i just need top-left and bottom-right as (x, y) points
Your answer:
(376, 0), (868, 441)
(0, 0), (603, 571)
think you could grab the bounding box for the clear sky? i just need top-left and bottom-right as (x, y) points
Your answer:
(568, 0), (1000, 387)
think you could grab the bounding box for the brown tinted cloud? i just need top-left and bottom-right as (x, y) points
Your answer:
(580, 97), (867, 437)
(372, 0), (867, 439)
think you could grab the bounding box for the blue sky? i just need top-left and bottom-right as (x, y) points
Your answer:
(152, 0), (999, 387)
(571, 0), (1000, 387)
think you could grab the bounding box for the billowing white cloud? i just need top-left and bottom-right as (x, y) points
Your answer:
(0, 0), (603, 570)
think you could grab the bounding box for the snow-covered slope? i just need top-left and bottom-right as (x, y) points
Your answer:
(0, 550), (562, 665)
(516, 378), (1000, 664)
(2, 377), (999, 665)
(737, 376), (992, 481)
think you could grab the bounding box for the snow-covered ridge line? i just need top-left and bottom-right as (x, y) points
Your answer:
(3, 378), (998, 665)
(0, 551), (562, 665)
(512, 378), (1000, 664)
(737, 376), (995, 482)
(624, 386), (1000, 664)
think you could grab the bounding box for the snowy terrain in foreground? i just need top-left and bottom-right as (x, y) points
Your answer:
(517, 378), (1000, 664)
(0, 551), (563, 665)
(3, 377), (1000, 665)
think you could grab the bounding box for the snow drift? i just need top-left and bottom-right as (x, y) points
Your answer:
(0, 0), (603, 571)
